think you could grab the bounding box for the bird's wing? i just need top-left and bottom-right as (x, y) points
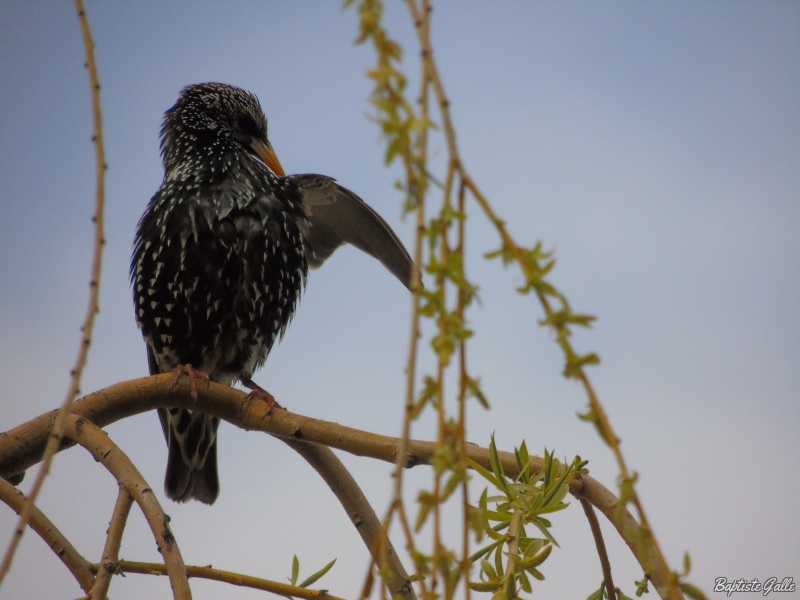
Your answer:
(290, 174), (416, 291)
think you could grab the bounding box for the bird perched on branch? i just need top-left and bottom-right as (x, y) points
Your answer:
(131, 82), (414, 504)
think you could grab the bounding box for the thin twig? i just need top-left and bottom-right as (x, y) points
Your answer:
(90, 484), (133, 600)
(580, 498), (617, 600)
(0, 0), (107, 585)
(455, 176), (472, 598)
(90, 560), (345, 600)
(279, 438), (416, 600)
(0, 477), (95, 594)
(62, 415), (191, 600)
(0, 374), (674, 597)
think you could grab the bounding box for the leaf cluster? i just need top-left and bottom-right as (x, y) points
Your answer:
(467, 438), (582, 598)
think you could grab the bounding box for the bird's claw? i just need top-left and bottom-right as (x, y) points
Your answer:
(173, 364), (210, 401)
(240, 377), (283, 416)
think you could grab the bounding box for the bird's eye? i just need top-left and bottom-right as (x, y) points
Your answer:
(237, 115), (262, 137)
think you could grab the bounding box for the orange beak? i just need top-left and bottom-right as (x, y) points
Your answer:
(251, 137), (285, 177)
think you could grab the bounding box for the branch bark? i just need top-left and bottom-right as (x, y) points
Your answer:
(62, 415), (191, 600)
(89, 560), (345, 599)
(90, 484), (133, 600)
(0, 476), (95, 594)
(0, 375), (670, 597)
(580, 497), (617, 600)
(279, 438), (416, 600)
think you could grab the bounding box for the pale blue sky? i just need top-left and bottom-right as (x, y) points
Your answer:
(1, 2), (798, 599)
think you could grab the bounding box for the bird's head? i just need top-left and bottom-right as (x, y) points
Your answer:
(159, 82), (285, 180)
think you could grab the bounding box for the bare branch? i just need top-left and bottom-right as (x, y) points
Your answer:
(90, 560), (344, 599)
(90, 484), (133, 600)
(62, 415), (190, 600)
(0, 477), (95, 594)
(280, 438), (415, 600)
(0, 375), (672, 597)
(580, 497), (617, 600)
(0, 0), (108, 584)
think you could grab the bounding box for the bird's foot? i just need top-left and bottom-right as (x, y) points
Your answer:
(241, 378), (283, 415)
(173, 364), (210, 401)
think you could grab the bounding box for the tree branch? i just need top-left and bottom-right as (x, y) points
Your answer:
(62, 415), (190, 600)
(0, 0), (107, 583)
(279, 438), (416, 600)
(0, 476), (95, 594)
(580, 497), (616, 600)
(89, 560), (344, 599)
(90, 484), (133, 600)
(0, 375), (671, 597)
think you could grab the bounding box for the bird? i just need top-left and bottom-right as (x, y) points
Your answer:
(131, 82), (415, 504)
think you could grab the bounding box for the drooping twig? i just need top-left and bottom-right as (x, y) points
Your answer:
(401, 0), (679, 596)
(0, 0), (107, 585)
(580, 498), (617, 600)
(279, 438), (415, 600)
(62, 415), (190, 600)
(0, 375), (674, 597)
(0, 477), (95, 594)
(89, 560), (345, 599)
(90, 484), (133, 600)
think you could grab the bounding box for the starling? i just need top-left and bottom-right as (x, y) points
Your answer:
(131, 83), (414, 504)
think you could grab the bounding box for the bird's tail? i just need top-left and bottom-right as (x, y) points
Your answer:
(149, 347), (221, 504)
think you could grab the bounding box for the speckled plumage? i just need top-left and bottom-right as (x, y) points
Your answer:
(132, 82), (415, 504)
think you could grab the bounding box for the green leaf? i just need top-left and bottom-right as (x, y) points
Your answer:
(480, 559), (498, 581)
(543, 448), (554, 488)
(634, 576), (650, 596)
(114, 558), (127, 576)
(586, 586), (604, 600)
(468, 459), (499, 488)
(299, 559), (336, 588)
(466, 376), (490, 409)
(469, 540), (503, 563)
(442, 471), (462, 502)
(519, 570), (532, 593)
(521, 538), (543, 559)
(415, 490), (433, 532)
(489, 435), (513, 499)
(291, 555), (299, 586)
(528, 567), (545, 581)
(529, 517), (559, 548)
(679, 582), (709, 600)
(494, 541), (504, 580)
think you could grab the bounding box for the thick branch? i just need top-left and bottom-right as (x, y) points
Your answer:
(62, 415), (191, 600)
(1, 375), (668, 595)
(90, 484), (133, 600)
(0, 476), (95, 594)
(279, 438), (416, 600)
(90, 560), (344, 599)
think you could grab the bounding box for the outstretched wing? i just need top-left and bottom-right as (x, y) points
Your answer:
(290, 174), (415, 290)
